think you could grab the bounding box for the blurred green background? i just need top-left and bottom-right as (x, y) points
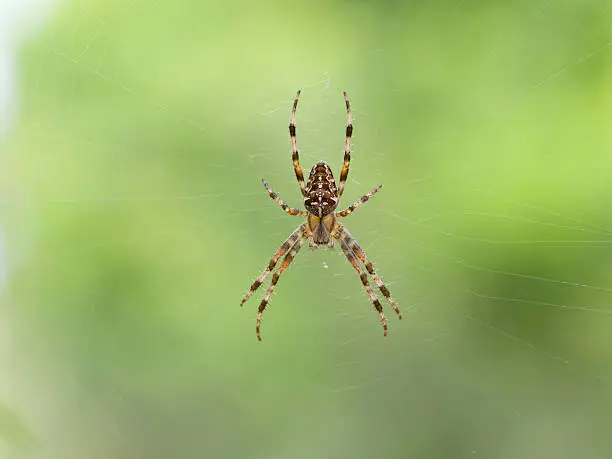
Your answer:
(2, 0), (612, 458)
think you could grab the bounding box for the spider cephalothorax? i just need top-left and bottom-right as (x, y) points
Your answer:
(241, 90), (402, 340)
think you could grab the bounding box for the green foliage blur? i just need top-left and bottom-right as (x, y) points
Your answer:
(2, 0), (612, 458)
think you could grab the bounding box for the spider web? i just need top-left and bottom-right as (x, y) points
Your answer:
(1, 1), (612, 458)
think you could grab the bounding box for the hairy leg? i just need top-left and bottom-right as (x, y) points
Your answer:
(240, 225), (305, 306)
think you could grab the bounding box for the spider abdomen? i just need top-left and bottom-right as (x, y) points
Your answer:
(304, 162), (338, 217)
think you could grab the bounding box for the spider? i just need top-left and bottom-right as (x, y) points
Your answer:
(241, 90), (402, 340)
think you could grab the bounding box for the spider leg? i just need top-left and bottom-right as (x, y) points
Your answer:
(336, 184), (383, 218)
(337, 233), (388, 336)
(240, 224), (305, 306)
(340, 227), (402, 319)
(289, 90), (307, 197)
(256, 232), (306, 340)
(337, 91), (353, 199)
(262, 178), (308, 216)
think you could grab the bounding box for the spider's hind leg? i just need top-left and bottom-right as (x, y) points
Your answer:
(289, 90), (307, 197)
(337, 91), (353, 199)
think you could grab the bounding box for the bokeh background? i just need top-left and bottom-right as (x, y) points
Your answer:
(2, 0), (612, 458)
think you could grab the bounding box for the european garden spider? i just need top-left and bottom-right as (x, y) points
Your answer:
(241, 91), (402, 340)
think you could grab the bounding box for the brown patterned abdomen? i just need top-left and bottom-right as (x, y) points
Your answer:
(304, 162), (338, 217)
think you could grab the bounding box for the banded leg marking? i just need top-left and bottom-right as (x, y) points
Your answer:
(341, 228), (402, 319)
(256, 234), (306, 340)
(338, 91), (353, 198)
(240, 225), (304, 306)
(262, 178), (307, 216)
(289, 90), (306, 196)
(338, 236), (388, 336)
(336, 184), (382, 218)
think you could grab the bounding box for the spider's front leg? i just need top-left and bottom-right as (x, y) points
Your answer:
(241, 225), (305, 306)
(338, 227), (402, 321)
(256, 231), (307, 340)
(337, 234), (389, 336)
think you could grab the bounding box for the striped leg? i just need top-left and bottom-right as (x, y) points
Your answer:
(341, 227), (402, 319)
(289, 90), (306, 196)
(241, 225), (305, 306)
(337, 91), (353, 198)
(336, 184), (383, 218)
(338, 235), (388, 336)
(256, 234), (306, 340)
(262, 178), (308, 216)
